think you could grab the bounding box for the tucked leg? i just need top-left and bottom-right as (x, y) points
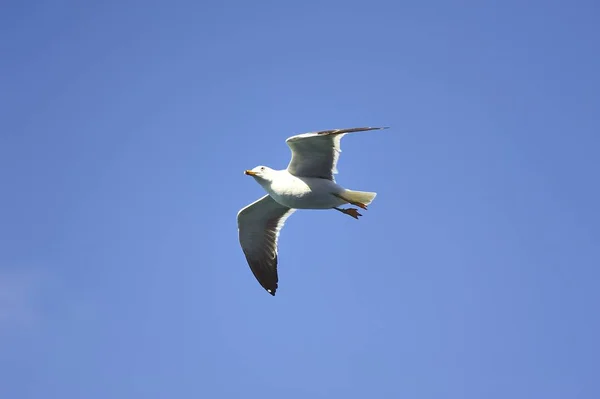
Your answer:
(332, 193), (368, 210)
(334, 207), (362, 219)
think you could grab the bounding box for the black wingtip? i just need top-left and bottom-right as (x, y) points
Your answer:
(316, 126), (390, 136)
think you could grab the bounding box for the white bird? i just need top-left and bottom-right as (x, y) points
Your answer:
(236, 126), (388, 295)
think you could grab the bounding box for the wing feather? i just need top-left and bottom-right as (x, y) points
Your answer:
(285, 126), (388, 180)
(237, 195), (295, 295)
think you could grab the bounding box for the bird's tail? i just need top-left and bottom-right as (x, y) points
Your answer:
(342, 189), (377, 206)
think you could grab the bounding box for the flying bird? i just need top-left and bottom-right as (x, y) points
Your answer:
(236, 126), (388, 295)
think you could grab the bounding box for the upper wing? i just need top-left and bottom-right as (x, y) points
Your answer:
(236, 194), (296, 296)
(285, 127), (388, 180)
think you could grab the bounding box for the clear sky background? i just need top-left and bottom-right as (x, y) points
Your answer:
(1, 1), (599, 398)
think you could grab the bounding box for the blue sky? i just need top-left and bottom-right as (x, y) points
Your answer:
(1, 0), (599, 398)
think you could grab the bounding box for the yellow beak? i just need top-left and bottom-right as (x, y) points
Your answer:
(244, 170), (257, 176)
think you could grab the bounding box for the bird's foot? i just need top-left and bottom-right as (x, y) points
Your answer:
(334, 207), (362, 219)
(352, 201), (368, 210)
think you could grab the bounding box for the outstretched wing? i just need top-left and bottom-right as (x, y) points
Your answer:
(236, 195), (296, 296)
(285, 126), (388, 180)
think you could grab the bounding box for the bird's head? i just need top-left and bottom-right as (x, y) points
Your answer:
(244, 165), (275, 181)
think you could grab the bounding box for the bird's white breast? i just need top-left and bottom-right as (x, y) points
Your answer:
(264, 171), (346, 209)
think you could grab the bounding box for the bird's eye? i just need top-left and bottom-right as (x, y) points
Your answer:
(261, 167), (265, 171)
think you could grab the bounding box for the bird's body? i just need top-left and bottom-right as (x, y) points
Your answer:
(253, 170), (348, 209)
(236, 126), (388, 295)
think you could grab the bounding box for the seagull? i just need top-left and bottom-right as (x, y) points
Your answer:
(236, 126), (388, 295)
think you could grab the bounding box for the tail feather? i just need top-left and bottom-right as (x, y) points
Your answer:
(342, 189), (377, 206)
